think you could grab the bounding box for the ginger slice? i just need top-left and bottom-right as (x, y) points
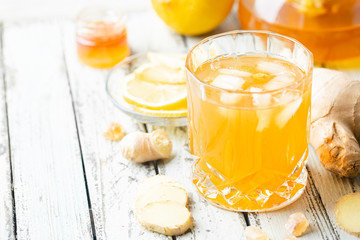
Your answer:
(136, 175), (174, 194)
(335, 193), (360, 237)
(136, 201), (193, 236)
(244, 226), (269, 240)
(136, 184), (188, 210)
(103, 122), (125, 141)
(136, 175), (184, 196)
(285, 212), (309, 237)
(135, 175), (192, 236)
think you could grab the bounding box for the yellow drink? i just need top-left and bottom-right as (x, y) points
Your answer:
(186, 31), (313, 211)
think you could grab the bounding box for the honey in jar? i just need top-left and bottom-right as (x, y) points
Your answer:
(76, 6), (130, 68)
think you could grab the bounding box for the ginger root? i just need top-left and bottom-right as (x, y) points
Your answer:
(335, 193), (360, 237)
(285, 212), (309, 237)
(103, 122), (125, 141)
(135, 175), (192, 236)
(311, 68), (360, 177)
(120, 129), (172, 163)
(244, 226), (269, 240)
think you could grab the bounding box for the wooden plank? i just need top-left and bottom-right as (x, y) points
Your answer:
(62, 20), (168, 239)
(0, 23), (15, 240)
(305, 147), (360, 240)
(148, 126), (248, 240)
(3, 20), (93, 239)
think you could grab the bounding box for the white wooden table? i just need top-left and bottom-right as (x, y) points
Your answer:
(0, 1), (359, 239)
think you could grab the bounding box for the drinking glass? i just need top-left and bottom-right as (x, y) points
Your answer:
(185, 31), (313, 212)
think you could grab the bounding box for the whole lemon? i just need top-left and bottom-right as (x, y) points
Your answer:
(151, 0), (235, 36)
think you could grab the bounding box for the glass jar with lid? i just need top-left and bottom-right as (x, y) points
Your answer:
(76, 6), (130, 68)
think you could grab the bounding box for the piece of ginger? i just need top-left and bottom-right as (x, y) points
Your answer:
(135, 175), (192, 236)
(136, 183), (188, 210)
(136, 175), (176, 194)
(311, 68), (360, 177)
(335, 193), (360, 237)
(137, 201), (192, 236)
(244, 226), (269, 240)
(103, 122), (125, 141)
(120, 129), (172, 163)
(285, 212), (309, 237)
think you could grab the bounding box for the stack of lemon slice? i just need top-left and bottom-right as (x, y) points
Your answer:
(122, 52), (188, 117)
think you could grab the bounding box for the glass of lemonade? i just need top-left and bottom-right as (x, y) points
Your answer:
(185, 31), (313, 212)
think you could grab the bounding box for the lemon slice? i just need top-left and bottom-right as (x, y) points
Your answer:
(134, 62), (186, 84)
(147, 52), (186, 70)
(122, 74), (187, 110)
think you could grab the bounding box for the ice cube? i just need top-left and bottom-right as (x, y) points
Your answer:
(251, 88), (272, 107)
(218, 68), (252, 77)
(275, 90), (301, 104)
(263, 73), (295, 91)
(246, 87), (273, 131)
(220, 92), (243, 105)
(263, 80), (287, 91)
(274, 73), (295, 83)
(275, 98), (302, 128)
(257, 61), (287, 75)
(211, 74), (245, 91)
(249, 88), (272, 131)
(256, 109), (273, 131)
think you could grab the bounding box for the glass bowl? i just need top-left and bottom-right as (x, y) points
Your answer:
(106, 53), (188, 126)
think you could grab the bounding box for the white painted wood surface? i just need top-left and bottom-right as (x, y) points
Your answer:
(0, 1), (359, 240)
(0, 23), (15, 240)
(2, 21), (93, 239)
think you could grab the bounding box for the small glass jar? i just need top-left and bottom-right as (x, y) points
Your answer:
(76, 6), (130, 68)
